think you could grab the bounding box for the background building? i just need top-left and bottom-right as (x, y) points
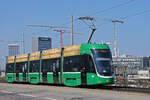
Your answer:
(138, 70), (150, 79)
(32, 37), (52, 52)
(0, 56), (6, 71)
(8, 44), (19, 56)
(113, 55), (150, 75)
(113, 55), (150, 87)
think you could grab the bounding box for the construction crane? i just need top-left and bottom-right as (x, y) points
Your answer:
(0, 40), (19, 43)
(78, 16), (124, 57)
(27, 24), (80, 48)
(53, 29), (81, 48)
(27, 25), (70, 29)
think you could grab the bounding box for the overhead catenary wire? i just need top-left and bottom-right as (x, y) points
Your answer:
(70, 0), (135, 32)
(121, 9), (150, 20)
(76, 7), (150, 55)
(23, 0), (137, 32)
(75, 8), (150, 44)
(89, 0), (136, 16)
(58, 0), (136, 30)
(93, 9), (150, 29)
(25, 0), (148, 49)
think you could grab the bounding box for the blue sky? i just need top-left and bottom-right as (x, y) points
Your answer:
(0, 0), (150, 59)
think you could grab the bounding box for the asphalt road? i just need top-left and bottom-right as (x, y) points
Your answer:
(0, 83), (150, 100)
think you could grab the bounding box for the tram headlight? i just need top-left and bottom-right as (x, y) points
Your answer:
(103, 70), (107, 73)
(106, 79), (109, 82)
(91, 75), (95, 78)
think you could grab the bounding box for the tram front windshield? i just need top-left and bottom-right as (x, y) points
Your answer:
(91, 49), (112, 76)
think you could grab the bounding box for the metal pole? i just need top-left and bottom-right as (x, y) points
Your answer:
(71, 14), (74, 45)
(39, 51), (42, 82)
(60, 31), (63, 48)
(22, 32), (25, 54)
(113, 22), (117, 57)
(60, 48), (64, 84)
(27, 54), (30, 82)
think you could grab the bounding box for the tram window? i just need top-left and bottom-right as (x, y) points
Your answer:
(63, 57), (71, 72)
(42, 58), (60, 73)
(56, 59), (60, 69)
(50, 59), (60, 72)
(42, 59), (54, 72)
(52, 61), (56, 72)
(16, 62), (27, 73)
(6, 64), (14, 73)
(81, 55), (95, 73)
(64, 56), (82, 72)
(87, 56), (95, 73)
(16, 63), (23, 73)
(29, 61), (39, 72)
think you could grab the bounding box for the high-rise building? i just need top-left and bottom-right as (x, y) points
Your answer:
(8, 44), (19, 56)
(32, 37), (52, 52)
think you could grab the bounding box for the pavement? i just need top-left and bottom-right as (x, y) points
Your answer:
(0, 83), (150, 100)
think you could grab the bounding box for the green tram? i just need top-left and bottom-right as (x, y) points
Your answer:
(6, 43), (114, 86)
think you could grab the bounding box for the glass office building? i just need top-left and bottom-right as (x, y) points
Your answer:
(32, 37), (52, 52)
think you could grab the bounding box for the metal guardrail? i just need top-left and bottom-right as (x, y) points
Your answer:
(115, 79), (150, 88)
(0, 77), (7, 83)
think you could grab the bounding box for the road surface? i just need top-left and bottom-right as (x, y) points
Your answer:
(0, 83), (149, 100)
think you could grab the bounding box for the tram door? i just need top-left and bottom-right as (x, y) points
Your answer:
(42, 68), (47, 83)
(22, 63), (27, 82)
(16, 69), (19, 81)
(53, 60), (60, 84)
(15, 63), (20, 81)
(81, 55), (87, 85)
(42, 59), (51, 83)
